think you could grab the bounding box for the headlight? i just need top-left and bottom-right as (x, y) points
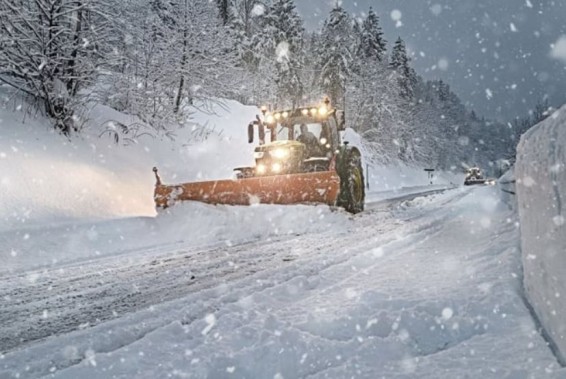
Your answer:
(254, 151), (264, 159)
(256, 164), (266, 175)
(320, 137), (327, 145)
(271, 163), (282, 173)
(270, 148), (289, 159)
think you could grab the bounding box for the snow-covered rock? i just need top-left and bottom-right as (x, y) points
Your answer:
(516, 105), (566, 363)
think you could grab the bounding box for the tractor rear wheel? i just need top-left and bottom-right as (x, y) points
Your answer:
(337, 150), (365, 214)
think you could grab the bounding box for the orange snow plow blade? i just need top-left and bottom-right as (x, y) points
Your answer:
(153, 169), (340, 209)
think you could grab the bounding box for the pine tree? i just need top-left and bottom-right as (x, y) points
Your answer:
(227, 1), (278, 104)
(390, 37), (416, 99)
(317, 5), (355, 107)
(266, 0), (305, 107)
(359, 8), (386, 61)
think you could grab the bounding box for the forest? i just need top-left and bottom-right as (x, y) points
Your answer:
(0, 0), (552, 172)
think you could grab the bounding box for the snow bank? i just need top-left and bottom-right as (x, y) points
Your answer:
(516, 105), (566, 363)
(0, 92), (258, 231)
(342, 128), (461, 192)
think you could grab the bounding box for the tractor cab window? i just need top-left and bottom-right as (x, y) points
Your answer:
(293, 123), (324, 157)
(292, 123), (322, 141)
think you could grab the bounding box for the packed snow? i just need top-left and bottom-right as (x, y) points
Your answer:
(1, 95), (564, 378)
(516, 105), (566, 363)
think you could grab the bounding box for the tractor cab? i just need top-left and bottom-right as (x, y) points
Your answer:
(241, 101), (346, 178)
(154, 99), (365, 214)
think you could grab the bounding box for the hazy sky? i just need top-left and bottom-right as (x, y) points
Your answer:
(295, 0), (566, 121)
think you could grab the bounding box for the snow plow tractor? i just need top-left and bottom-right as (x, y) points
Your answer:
(153, 100), (365, 213)
(464, 167), (487, 185)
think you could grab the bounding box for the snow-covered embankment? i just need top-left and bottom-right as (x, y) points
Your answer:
(516, 105), (566, 363)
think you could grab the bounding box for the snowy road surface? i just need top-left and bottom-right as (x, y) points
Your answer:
(1, 186), (564, 378)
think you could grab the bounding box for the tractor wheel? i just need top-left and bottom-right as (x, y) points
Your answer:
(337, 150), (365, 214)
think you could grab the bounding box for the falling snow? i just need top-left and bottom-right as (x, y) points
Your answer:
(390, 9), (403, 28)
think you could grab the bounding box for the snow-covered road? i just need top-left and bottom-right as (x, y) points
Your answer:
(1, 186), (564, 378)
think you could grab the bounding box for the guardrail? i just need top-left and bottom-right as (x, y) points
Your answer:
(498, 179), (516, 195)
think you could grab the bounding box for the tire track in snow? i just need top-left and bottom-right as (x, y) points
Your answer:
(0, 188), (466, 378)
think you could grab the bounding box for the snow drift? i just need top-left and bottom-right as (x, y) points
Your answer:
(516, 105), (566, 363)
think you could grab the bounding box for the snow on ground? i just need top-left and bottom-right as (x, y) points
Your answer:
(1, 186), (564, 378)
(1, 91), (456, 273)
(3, 92), (561, 378)
(0, 91), (259, 232)
(0, 203), (348, 274)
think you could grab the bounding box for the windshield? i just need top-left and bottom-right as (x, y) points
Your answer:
(271, 122), (323, 141)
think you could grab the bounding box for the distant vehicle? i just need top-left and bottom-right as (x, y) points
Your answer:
(464, 167), (487, 185)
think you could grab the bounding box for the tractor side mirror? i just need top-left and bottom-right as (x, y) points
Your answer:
(248, 119), (266, 145)
(248, 122), (254, 144)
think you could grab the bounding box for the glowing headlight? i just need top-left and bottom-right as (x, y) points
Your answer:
(271, 163), (282, 173)
(254, 151), (264, 159)
(270, 148), (289, 159)
(319, 137), (327, 145)
(282, 111), (289, 118)
(301, 109), (309, 116)
(256, 164), (266, 175)
(318, 106), (328, 116)
(310, 108), (317, 115)
(266, 114), (275, 124)
(274, 113), (281, 120)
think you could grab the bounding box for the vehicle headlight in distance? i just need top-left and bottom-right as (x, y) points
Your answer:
(271, 163), (282, 173)
(254, 151), (264, 159)
(320, 137), (327, 145)
(271, 148), (289, 159)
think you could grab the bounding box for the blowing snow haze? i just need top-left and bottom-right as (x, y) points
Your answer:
(296, 0), (566, 120)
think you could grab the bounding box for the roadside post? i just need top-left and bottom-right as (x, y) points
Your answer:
(424, 168), (435, 185)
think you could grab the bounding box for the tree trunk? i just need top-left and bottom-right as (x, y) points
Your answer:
(67, 2), (84, 96)
(67, 3), (84, 95)
(174, 1), (189, 114)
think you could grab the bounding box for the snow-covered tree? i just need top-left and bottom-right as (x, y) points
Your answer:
(265, 0), (305, 107)
(317, 5), (356, 108)
(358, 8), (386, 61)
(390, 37), (416, 99)
(227, 0), (279, 104)
(0, 0), (112, 134)
(96, 0), (241, 131)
